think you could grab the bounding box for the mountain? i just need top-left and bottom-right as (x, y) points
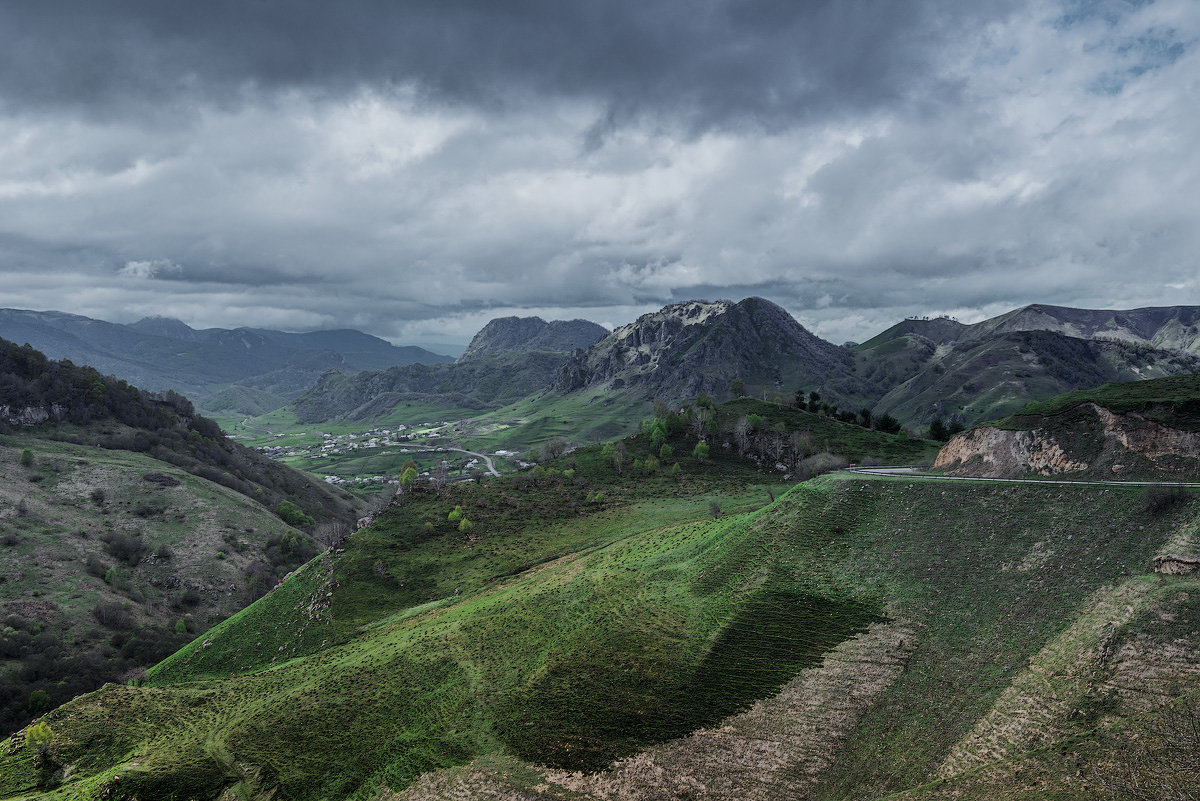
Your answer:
(960, 303), (1200, 351)
(292, 316), (608, 423)
(857, 328), (1200, 428)
(0, 309), (451, 415)
(3, 425), (1195, 799)
(935, 373), (1200, 478)
(554, 297), (860, 403)
(457, 316), (607, 361)
(0, 337), (366, 735)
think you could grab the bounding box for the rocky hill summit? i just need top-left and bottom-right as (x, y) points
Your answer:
(554, 297), (858, 403)
(458, 316), (607, 362)
(934, 375), (1200, 479)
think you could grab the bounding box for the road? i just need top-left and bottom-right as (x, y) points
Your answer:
(401, 444), (501, 477)
(845, 465), (1200, 489)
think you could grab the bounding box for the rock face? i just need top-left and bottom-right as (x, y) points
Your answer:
(458, 317), (608, 362)
(933, 426), (1088, 477)
(935, 403), (1200, 478)
(553, 297), (857, 403)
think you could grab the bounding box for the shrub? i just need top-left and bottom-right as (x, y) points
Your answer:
(448, 505), (463, 523)
(19, 449), (33, 467)
(90, 488), (106, 505)
(102, 531), (147, 566)
(275, 500), (314, 528)
(1142, 484), (1190, 516)
(458, 518), (474, 535)
(659, 444), (673, 460)
(92, 601), (132, 628)
(24, 720), (52, 751)
(692, 442), (710, 460)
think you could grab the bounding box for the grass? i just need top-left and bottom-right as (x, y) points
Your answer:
(4, 454), (1197, 801)
(997, 373), (1200, 431)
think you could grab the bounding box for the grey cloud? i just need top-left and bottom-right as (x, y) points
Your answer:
(1, 1), (1015, 130)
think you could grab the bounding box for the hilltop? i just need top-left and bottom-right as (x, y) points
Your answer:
(935, 374), (1200, 479)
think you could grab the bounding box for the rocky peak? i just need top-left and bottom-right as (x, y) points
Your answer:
(458, 316), (607, 362)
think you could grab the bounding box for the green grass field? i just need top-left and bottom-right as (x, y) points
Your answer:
(3, 441), (1197, 800)
(998, 373), (1200, 431)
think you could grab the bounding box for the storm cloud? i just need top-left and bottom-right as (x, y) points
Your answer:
(0, 0), (1195, 345)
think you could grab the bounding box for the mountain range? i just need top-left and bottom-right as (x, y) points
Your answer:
(292, 299), (1200, 442)
(0, 309), (451, 416)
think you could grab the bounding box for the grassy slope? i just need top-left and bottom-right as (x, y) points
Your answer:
(997, 373), (1200, 431)
(0, 435), (328, 735)
(3, 457), (1196, 799)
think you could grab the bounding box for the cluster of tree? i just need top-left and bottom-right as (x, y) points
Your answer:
(789, 388), (902, 434)
(0, 613), (193, 735)
(925, 417), (966, 442)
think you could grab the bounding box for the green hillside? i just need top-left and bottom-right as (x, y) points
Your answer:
(998, 373), (1200, 431)
(2, 448), (1196, 799)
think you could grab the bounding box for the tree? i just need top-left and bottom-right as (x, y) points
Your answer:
(448, 505), (463, 523)
(27, 689), (51, 715)
(858, 408), (873, 428)
(24, 720), (53, 751)
(541, 437), (567, 461)
(458, 518), (474, 535)
(874, 414), (902, 434)
(20, 448), (33, 467)
(659, 444), (673, 460)
(314, 519), (349, 550)
(807, 391), (821, 413)
(276, 500), (315, 528)
(729, 378), (746, 398)
(400, 466), (418, 490)
(696, 392), (713, 409)
(649, 419), (668, 449)
(927, 418), (948, 441)
(692, 441), (710, 460)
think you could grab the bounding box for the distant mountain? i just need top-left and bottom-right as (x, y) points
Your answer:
(554, 297), (860, 403)
(0, 309), (451, 415)
(458, 317), (607, 361)
(294, 315), (608, 422)
(854, 305), (1200, 427)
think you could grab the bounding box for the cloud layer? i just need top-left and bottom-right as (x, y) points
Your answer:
(0, 0), (1195, 344)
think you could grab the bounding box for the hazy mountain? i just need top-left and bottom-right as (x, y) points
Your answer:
(294, 315), (607, 422)
(0, 308), (451, 415)
(458, 316), (607, 361)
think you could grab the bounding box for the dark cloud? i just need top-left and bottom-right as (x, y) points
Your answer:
(1, 0), (1011, 129)
(0, 0), (1196, 349)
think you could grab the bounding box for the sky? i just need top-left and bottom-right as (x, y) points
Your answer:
(0, 0), (1196, 348)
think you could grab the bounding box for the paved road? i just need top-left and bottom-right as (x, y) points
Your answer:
(845, 466), (1200, 489)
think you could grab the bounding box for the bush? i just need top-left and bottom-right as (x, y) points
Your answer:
(92, 601), (132, 628)
(448, 505), (463, 523)
(275, 500), (315, 528)
(1141, 485), (1190, 516)
(692, 442), (710, 460)
(19, 449), (33, 467)
(102, 531), (147, 566)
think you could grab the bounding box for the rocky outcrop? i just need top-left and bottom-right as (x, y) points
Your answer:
(936, 402), (1200, 478)
(933, 426), (1087, 477)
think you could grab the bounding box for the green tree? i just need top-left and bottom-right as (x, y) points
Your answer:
(730, 378), (746, 397)
(447, 505), (463, 523)
(400, 466), (418, 490)
(927, 418), (948, 441)
(20, 448), (33, 467)
(649, 419), (668, 448)
(27, 689), (51, 715)
(275, 500), (315, 528)
(24, 720), (53, 751)
(696, 392), (713, 409)
(670, 462), (682, 476)
(874, 414), (902, 434)
(692, 441), (710, 460)
(458, 518), (474, 535)
(174, 619), (188, 635)
(659, 444), (673, 460)
(807, 391), (821, 413)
